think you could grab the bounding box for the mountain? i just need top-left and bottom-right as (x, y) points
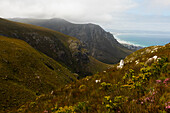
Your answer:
(0, 36), (77, 111)
(10, 43), (169, 113)
(0, 18), (109, 76)
(10, 18), (133, 64)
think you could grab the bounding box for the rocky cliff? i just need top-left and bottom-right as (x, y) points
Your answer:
(11, 18), (133, 64)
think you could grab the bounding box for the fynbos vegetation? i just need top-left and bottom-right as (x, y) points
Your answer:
(9, 43), (169, 113)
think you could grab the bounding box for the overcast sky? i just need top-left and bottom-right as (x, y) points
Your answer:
(1, 0), (170, 32)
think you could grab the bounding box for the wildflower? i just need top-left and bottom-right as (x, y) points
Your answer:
(163, 78), (170, 85)
(145, 97), (150, 101)
(165, 102), (170, 106)
(135, 60), (139, 64)
(95, 79), (101, 83)
(156, 80), (162, 84)
(105, 96), (110, 100)
(153, 55), (158, 60)
(151, 100), (154, 103)
(165, 106), (170, 110)
(141, 101), (144, 104)
(106, 104), (112, 109)
(44, 110), (48, 113)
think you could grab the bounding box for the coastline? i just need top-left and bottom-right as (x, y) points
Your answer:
(114, 34), (146, 47)
(113, 32), (170, 47)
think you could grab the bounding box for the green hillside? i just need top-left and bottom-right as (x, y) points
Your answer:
(0, 36), (77, 111)
(0, 18), (109, 76)
(14, 43), (169, 113)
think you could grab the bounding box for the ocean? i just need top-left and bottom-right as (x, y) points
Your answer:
(114, 33), (170, 47)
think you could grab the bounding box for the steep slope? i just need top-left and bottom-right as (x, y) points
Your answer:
(15, 43), (169, 113)
(0, 18), (109, 76)
(11, 18), (133, 64)
(0, 36), (77, 111)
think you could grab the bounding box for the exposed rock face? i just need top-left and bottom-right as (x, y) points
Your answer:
(0, 18), (106, 76)
(11, 18), (133, 64)
(117, 59), (124, 69)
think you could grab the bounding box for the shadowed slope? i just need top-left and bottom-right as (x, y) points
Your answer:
(0, 36), (77, 111)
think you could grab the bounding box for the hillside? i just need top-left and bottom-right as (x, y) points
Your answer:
(12, 43), (170, 113)
(10, 18), (133, 64)
(0, 36), (78, 111)
(0, 18), (110, 76)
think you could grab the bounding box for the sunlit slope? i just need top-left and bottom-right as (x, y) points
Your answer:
(20, 43), (170, 113)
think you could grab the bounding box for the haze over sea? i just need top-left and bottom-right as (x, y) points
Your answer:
(112, 31), (170, 47)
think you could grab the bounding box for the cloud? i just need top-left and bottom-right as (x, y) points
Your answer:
(0, 0), (170, 32)
(0, 0), (137, 22)
(150, 0), (170, 7)
(137, 0), (170, 15)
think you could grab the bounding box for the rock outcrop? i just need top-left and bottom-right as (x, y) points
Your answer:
(11, 18), (133, 64)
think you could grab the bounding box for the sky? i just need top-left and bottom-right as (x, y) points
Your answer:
(1, 0), (170, 32)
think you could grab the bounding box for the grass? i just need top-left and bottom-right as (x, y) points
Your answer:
(0, 36), (76, 111)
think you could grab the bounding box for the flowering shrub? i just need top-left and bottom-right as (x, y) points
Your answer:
(122, 57), (169, 96)
(100, 82), (112, 90)
(52, 105), (75, 113)
(102, 96), (128, 112)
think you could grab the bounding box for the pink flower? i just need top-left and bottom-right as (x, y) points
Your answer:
(44, 110), (48, 113)
(146, 97), (150, 101)
(141, 101), (144, 104)
(151, 100), (154, 103)
(163, 78), (170, 84)
(165, 105), (170, 109)
(156, 80), (162, 83)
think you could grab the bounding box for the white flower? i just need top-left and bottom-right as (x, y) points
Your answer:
(135, 60), (139, 64)
(95, 80), (101, 83)
(152, 55), (158, 60)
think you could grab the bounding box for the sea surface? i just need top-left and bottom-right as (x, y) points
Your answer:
(114, 33), (170, 47)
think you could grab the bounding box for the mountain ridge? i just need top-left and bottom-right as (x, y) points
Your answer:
(10, 18), (133, 64)
(0, 18), (110, 76)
